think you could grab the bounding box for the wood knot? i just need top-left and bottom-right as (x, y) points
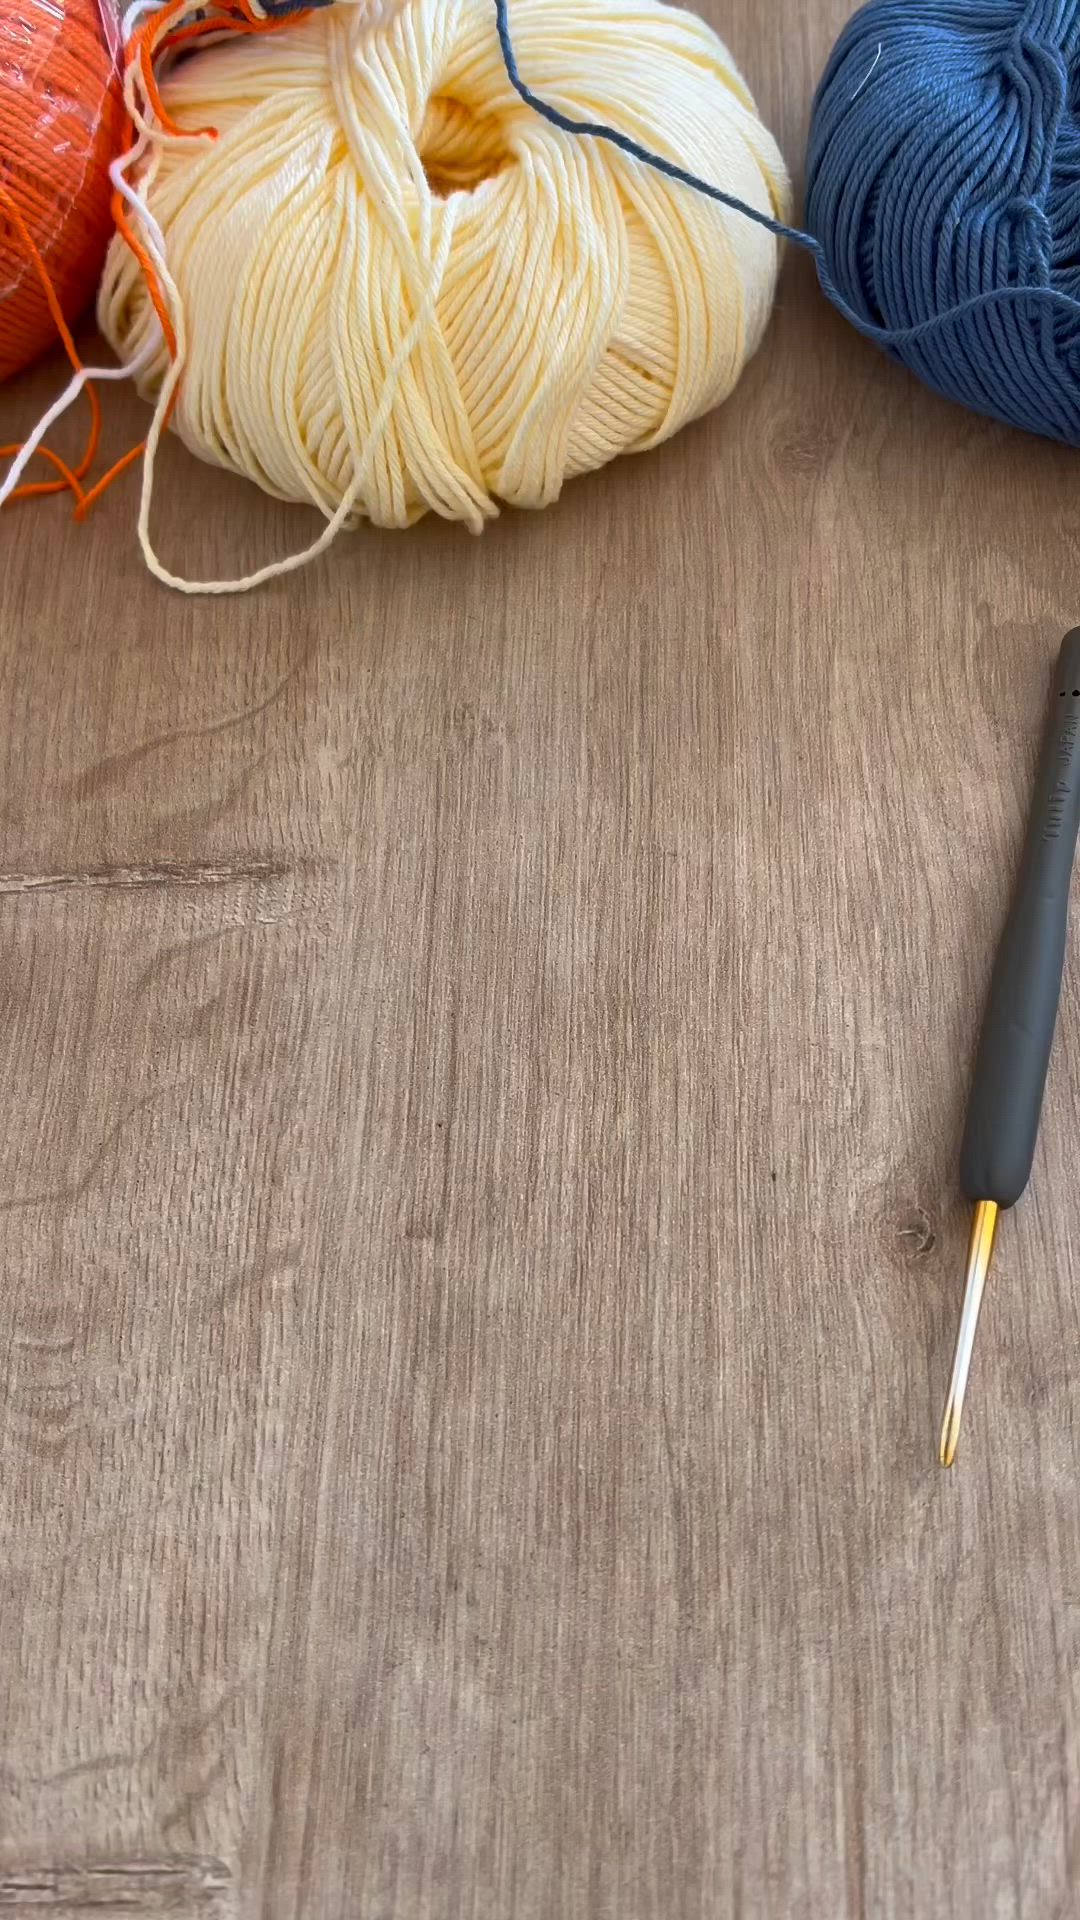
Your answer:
(897, 1206), (936, 1256)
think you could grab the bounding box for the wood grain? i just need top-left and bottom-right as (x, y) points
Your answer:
(3, 5), (1080, 1914)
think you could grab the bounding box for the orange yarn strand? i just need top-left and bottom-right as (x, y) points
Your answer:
(0, 182), (101, 507)
(110, 1), (321, 355)
(0, 0), (122, 381)
(0, 0), (326, 521)
(74, 440), (146, 519)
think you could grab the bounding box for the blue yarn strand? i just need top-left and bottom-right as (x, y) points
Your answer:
(493, 0), (1080, 443)
(492, 0), (806, 247)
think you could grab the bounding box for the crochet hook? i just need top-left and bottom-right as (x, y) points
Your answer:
(940, 629), (1080, 1467)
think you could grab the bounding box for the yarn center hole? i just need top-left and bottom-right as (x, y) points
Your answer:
(418, 94), (512, 196)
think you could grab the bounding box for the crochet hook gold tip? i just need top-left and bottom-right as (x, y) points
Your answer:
(939, 1201), (998, 1468)
(938, 629), (1080, 1468)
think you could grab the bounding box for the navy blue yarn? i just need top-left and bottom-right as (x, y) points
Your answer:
(493, 0), (805, 247)
(494, 0), (1080, 445)
(258, 0), (330, 16)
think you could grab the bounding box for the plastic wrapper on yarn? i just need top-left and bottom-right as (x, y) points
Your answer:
(806, 0), (1080, 447)
(0, 0), (124, 382)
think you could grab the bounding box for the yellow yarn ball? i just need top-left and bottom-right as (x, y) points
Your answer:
(100, 0), (790, 536)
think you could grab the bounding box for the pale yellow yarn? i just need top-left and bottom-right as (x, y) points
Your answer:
(100, 0), (790, 592)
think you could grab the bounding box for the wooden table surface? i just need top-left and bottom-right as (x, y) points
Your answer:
(4, 4), (1080, 1915)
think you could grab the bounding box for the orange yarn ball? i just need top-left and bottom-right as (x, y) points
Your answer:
(0, 0), (124, 382)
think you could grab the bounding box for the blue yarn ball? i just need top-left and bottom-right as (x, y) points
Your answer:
(806, 0), (1080, 444)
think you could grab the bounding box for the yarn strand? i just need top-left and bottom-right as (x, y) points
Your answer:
(494, 0), (1080, 360)
(493, 0), (804, 247)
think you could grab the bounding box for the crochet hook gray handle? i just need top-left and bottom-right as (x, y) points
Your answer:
(959, 628), (1080, 1208)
